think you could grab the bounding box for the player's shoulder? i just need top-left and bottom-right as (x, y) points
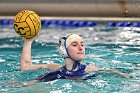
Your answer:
(85, 65), (101, 73)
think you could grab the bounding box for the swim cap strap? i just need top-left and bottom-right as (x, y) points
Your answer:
(65, 43), (80, 71)
(71, 61), (80, 71)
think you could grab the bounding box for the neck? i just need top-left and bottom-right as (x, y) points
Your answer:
(64, 58), (82, 71)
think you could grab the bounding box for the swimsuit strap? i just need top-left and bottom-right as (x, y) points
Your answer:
(60, 64), (87, 76)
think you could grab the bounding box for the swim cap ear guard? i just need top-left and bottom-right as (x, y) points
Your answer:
(59, 37), (69, 58)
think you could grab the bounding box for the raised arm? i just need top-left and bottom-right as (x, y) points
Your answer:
(20, 38), (61, 71)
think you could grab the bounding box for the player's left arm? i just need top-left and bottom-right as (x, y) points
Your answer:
(85, 66), (130, 78)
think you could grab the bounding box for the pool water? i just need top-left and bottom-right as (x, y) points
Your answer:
(0, 23), (140, 93)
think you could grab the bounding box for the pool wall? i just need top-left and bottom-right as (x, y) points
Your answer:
(0, 0), (140, 18)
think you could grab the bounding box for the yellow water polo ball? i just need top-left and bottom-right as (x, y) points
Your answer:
(14, 10), (41, 39)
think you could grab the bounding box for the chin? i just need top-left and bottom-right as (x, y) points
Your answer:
(74, 59), (82, 62)
(75, 57), (84, 61)
(71, 54), (85, 61)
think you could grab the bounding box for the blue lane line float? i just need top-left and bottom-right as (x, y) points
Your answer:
(107, 22), (116, 27)
(107, 21), (140, 27)
(0, 19), (96, 27)
(0, 19), (9, 25)
(64, 20), (72, 27)
(116, 22), (125, 27)
(9, 19), (14, 25)
(0, 19), (14, 25)
(3, 19), (140, 28)
(78, 21), (86, 27)
(57, 20), (65, 26)
(41, 20), (96, 28)
(41, 20), (51, 26)
(86, 21), (96, 27)
(71, 21), (79, 27)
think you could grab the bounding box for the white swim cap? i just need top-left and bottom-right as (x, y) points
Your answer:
(59, 34), (82, 58)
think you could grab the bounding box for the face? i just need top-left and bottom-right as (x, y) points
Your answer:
(67, 38), (85, 61)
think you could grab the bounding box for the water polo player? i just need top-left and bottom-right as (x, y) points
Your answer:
(19, 33), (130, 85)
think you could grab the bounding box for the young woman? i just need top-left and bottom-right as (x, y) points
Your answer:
(19, 34), (130, 86)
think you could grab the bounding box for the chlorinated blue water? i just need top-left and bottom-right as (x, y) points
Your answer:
(0, 24), (140, 93)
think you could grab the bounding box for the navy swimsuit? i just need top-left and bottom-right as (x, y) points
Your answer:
(36, 64), (87, 82)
